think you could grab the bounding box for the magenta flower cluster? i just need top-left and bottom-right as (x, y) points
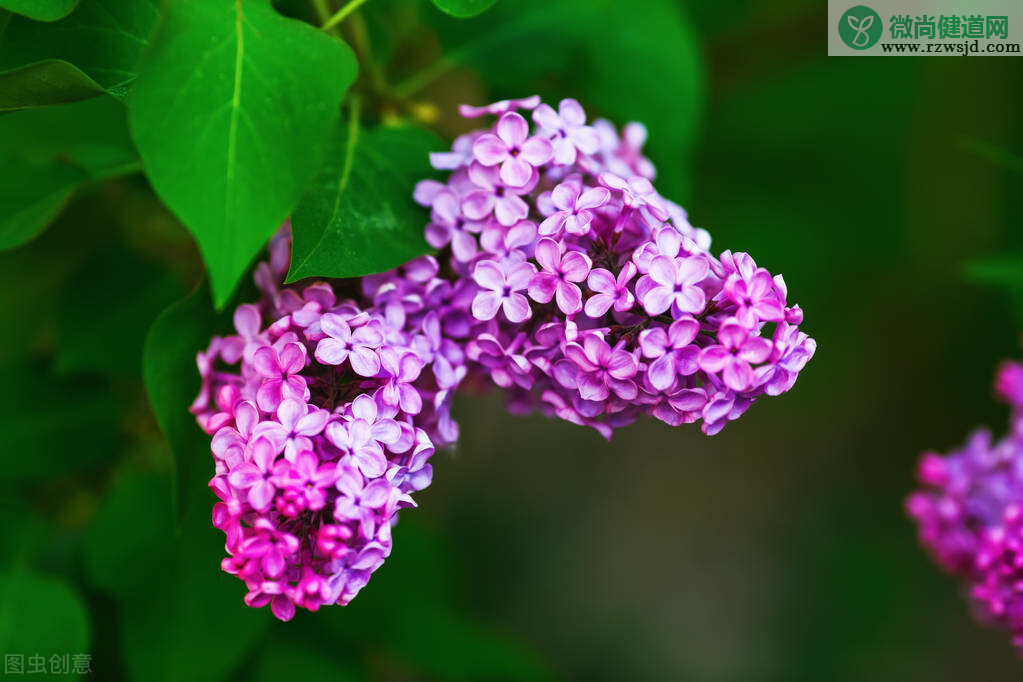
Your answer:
(192, 96), (816, 620)
(192, 232), (450, 621)
(416, 95), (814, 437)
(907, 359), (1023, 653)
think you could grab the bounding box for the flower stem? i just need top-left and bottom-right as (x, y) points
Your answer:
(390, 55), (458, 100)
(321, 0), (371, 31)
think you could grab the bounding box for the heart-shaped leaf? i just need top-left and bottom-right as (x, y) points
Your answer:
(431, 0), (498, 18)
(143, 281), (235, 517)
(0, 159), (87, 250)
(128, 0), (357, 307)
(0, 570), (90, 661)
(0, 0), (161, 102)
(0, 97), (139, 250)
(288, 121), (440, 282)
(0, 59), (107, 112)
(0, 0), (78, 21)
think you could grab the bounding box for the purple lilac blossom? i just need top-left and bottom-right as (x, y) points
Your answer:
(194, 233), (457, 621)
(414, 95), (814, 438)
(907, 359), (1023, 654)
(194, 96), (816, 621)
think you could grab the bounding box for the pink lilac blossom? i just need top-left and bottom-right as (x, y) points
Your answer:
(414, 95), (814, 438)
(194, 235), (455, 621)
(472, 111), (554, 186)
(194, 96), (816, 621)
(907, 359), (1023, 654)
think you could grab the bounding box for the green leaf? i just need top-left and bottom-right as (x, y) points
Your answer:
(85, 473), (173, 597)
(86, 473), (267, 682)
(0, 199), (106, 360)
(431, 0), (497, 18)
(128, 0), (357, 307)
(0, 59), (106, 111)
(288, 122), (439, 282)
(0, 157), (87, 250)
(0, 0), (77, 22)
(0, 0), (161, 102)
(0, 570), (90, 659)
(143, 281), (234, 517)
(0, 97), (140, 250)
(55, 245), (185, 376)
(0, 362), (123, 481)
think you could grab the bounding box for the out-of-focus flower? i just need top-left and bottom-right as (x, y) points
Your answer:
(908, 357), (1023, 654)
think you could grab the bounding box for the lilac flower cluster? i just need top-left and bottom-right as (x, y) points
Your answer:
(192, 96), (816, 620)
(416, 96), (815, 436)
(907, 360), (1023, 653)
(192, 231), (452, 621)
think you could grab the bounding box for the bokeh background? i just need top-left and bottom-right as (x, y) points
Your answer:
(3, 0), (1023, 680)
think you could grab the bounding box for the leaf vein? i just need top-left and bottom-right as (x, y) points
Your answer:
(226, 0), (245, 197)
(291, 97), (362, 277)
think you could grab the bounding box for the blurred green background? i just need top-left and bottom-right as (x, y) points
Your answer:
(3, 0), (1023, 679)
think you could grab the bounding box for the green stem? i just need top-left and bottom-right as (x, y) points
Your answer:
(347, 91), (363, 133)
(321, 0), (371, 31)
(389, 33), (484, 99)
(388, 7), (538, 100)
(310, 0), (331, 25)
(390, 57), (454, 100)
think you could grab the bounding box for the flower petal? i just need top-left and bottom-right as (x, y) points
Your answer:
(349, 346), (381, 377)
(461, 190), (495, 220)
(584, 293), (613, 318)
(319, 313), (352, 341)
(555, 281), (582, 314)
(472, 260), (505, 291)
(315, 338), (348, 366)
(502, 293), (532, 323)
(647, 354), (676, 391)
(531, 103), (560, 131)
(641, 286), (673, 316)
(722, 359), (753, 392)
(519, 136), (554, 166)
(558, 97), (585, 124)
(251, 346), (280, 378)
(496, 111), (529, 146)
(472, 133), (509, 165)
(698, 345), (730, 373)
(534, 238), (561, 273)
(648, 256), (677, 287)
(528, 273), (559, 304)
(471, 291), (502, 321)
(500, 155), (534, 187)
(577, 186), (609, 210)
(560, 251), (591, 282)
